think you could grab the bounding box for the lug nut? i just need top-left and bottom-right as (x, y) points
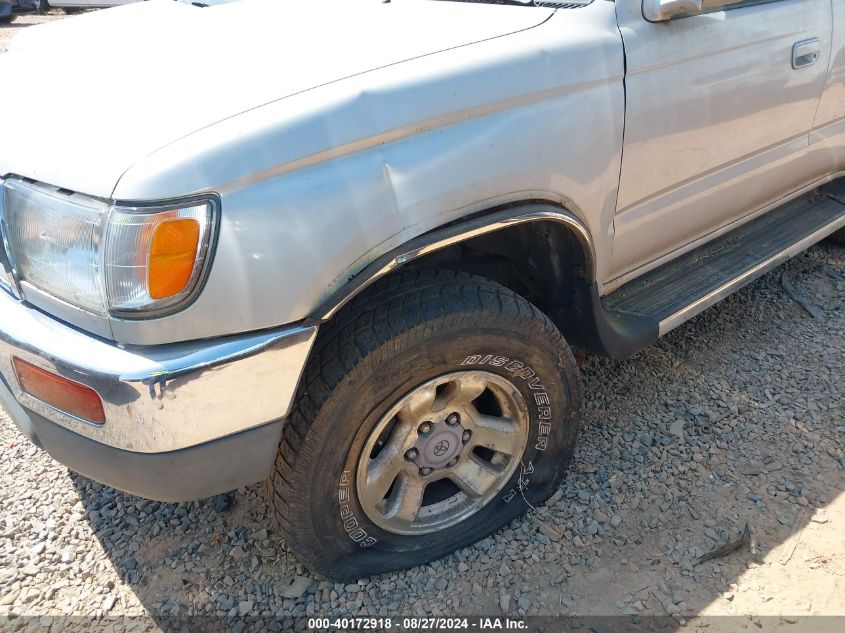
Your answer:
(418, 422), (432, 435)
(446, 412), (460, 426)
(405, 448), (419, 461)
(462, 430), (472, 443)
(419, 467), (433, 476)
(447, 458), (458, 468)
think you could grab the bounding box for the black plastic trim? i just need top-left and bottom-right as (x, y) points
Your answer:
(563, 279), (658, 360)
(25, 412), (282, 502)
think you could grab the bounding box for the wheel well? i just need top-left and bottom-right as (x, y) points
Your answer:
(399, 219), (593, 348)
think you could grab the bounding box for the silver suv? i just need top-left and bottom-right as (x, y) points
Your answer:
(0, 0), (843, 579)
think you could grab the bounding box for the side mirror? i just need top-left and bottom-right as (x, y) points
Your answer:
(643, 0), (744, 22)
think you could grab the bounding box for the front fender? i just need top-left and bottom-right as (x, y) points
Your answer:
(108, 3), (625, 346)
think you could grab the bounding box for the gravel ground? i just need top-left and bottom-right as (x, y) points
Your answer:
(2, 10), (845, 633)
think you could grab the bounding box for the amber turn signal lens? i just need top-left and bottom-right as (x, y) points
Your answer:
(148, 218), (201, 300)
(13, 357), (106, 424)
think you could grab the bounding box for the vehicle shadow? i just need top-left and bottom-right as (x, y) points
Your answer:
(67, 242), (844, 630)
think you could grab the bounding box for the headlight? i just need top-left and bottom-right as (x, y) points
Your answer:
(2, 180), (217, 317)
(103, 203), (213, 315)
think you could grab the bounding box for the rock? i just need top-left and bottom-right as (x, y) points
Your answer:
(662, 599), (680, 615)
(610, 515), (622, 528)
(31, 543), (45, 556)
(19, 588), (41, 604)
(545, 489), (565, 507)
(669, 420), (685, 439)
(20, 564), (38, 576)
(593, 510), (609, 524)
(0, 591), (19, 607)
(212, 493), (233, 513)
(252, 528), (268, 541)
(517, 596), (531, 611)
(739, 461), (765, 476)
(277, 576), (314, 599)
(538, 523), (562, 542)
(499, 593), (511, 612)
(238, 600), (254, 616)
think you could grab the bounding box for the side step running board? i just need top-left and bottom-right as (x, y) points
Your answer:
(594, 179), (845, 358)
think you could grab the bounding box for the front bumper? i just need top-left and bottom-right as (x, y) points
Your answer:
(1, 394), (285, 502)
(0, 288), (316, 499)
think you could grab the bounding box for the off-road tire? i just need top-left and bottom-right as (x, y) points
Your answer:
(267, 269), (582, 580)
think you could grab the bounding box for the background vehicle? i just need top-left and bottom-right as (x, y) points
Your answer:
(0, 0), (39, 23)
(45, 1), (136, 7)
(0, 0), (843, 580)
(0, 2), (13, 23)
(40, 0), (234, 8)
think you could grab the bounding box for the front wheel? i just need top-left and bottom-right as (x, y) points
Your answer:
(267, 270), (582, 580)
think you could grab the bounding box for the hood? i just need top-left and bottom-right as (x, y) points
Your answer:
(0, 0), (554, 198)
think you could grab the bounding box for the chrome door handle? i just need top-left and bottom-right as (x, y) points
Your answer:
(792, 38), (820, 69)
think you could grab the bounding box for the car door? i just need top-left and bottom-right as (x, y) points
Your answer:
(810, 0), (845, 175)
(609, 0), (832, 287)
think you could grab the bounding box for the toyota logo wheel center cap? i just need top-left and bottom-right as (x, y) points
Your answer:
(415, 421), (465, 470)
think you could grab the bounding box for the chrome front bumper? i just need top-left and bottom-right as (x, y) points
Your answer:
(0, 288), (316, 453)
